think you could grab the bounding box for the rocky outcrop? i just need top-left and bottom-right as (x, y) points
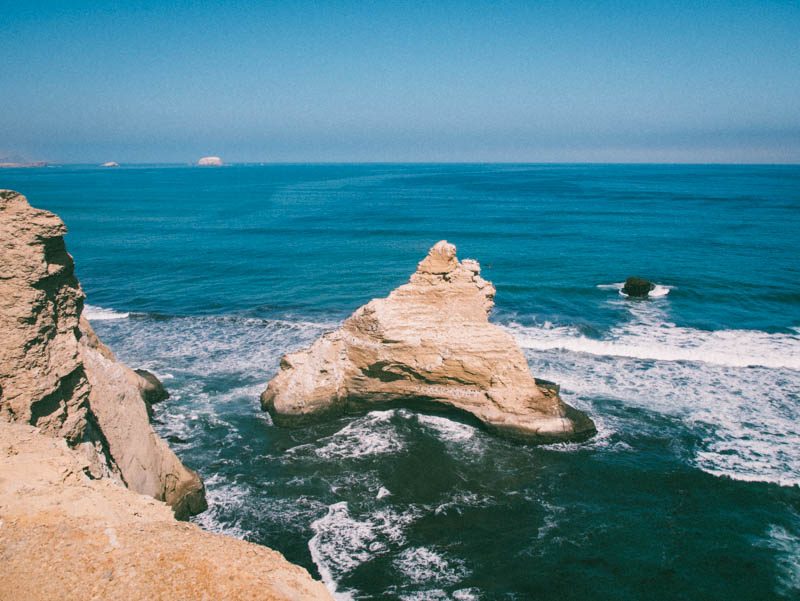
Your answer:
(0, 421), (333, 601)
(0, 190), (205, 518)
(262, 241), (595, 443)
(622, 276), (655, 298)
(197, 155), (223, 166)
(134, 368), (169, 418)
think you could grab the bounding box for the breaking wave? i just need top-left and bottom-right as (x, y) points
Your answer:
(598, 281), (672, 298)
(84, 303), (130, 320)
(309, 501), (420, 600)
(505, 318), (800, 371)
(505, 300), (800, 487)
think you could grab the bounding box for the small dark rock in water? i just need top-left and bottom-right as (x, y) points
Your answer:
(135, 369), (170, 404)
(622, 276), (655, 298)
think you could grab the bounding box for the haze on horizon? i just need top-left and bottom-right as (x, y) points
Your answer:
(1, 1), (799, 164)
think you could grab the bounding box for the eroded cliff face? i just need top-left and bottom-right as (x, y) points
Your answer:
(0, 421), (332, 601)
(0, 189), (204, 517)
(262, 241), (596, 443)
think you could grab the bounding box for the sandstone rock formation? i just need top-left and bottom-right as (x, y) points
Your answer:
(0, 189), (205, 518)
(197, 155), (223, 166)
(262, 241), (596, 443)
(0, 421), (333, 601)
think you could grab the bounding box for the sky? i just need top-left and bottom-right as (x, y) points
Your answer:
(1, 1), (799, 163)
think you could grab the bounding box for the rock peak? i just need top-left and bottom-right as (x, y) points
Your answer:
(416, 240), (458, 275)
(262, 242), (596, 443)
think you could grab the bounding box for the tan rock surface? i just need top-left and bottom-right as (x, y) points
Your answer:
(0, 421), (333, 601)
(262, 241), (595, 443)
(0, 189), (204, 517)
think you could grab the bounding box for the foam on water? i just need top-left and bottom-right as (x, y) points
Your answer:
(309, 501), (420, 599)
(763, 520), (800, 596)
(397, 587), (482, 599)
(433, 491), (495, 516)
(506, 319), (800, 370)
(597, 282), (672, 298)
(191, 473), (253, 539)
(84, 303), (130, 320)
(394, 547), (470, 585)
(416, 414), (477, 443)
(312, 411), (405, 460)
(507, 300), (800, 487)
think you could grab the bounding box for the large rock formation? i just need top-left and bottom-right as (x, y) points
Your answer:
(262, 241), (596, 443)
(0, 421), (333, 601)
(0, 190), (205, 518)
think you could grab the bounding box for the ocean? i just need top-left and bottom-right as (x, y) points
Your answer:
(3, 163), (799, 600)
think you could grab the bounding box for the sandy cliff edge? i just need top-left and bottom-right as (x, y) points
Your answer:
(0, 421), (332, 601)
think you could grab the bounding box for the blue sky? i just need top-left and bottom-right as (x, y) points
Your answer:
(1, 1), (798, 163)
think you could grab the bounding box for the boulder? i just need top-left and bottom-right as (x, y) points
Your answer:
(134, 369), (170, 417)
(622, 276), (655, 298)
(0, 190), (205, 518)
(262, 241), (595, 443)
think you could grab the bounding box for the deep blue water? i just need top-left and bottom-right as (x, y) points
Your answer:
(3, 164), (800, 600)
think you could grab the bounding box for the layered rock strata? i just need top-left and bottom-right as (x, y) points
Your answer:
(262, 241), (596, 443)
(0, 190), (204, 517)
(0, 421), (332, 601)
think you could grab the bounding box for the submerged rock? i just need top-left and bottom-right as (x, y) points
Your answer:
(262, 240), (596, 443)
(0, 190), (205, 518)
(622, 276), (655, 298)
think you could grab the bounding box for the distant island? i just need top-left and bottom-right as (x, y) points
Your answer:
(197, 155), (223, 166)
(0, 157), (47, 168)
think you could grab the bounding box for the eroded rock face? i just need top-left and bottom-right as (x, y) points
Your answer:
(0, 190), (205, 518)
(0, 421), (332, 601)
(262, 241), (595, 443)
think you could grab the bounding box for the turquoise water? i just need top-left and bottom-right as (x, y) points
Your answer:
(3, 164), (800, 600)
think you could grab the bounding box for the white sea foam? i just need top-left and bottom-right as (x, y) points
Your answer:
(597, 281), (672, 298)
(507, 301), (800, 486)
(394, 547), (469, 586)
(191, 473), (253, 539)
(84, 303), (130, 320)
(434, 491), (495, 516)
(307, 411), (405, 460)
(309, 502), (419, 599)
(416, 414), (477, 443)
(397, 590), (482, 601)
(505, 315), (800, 371)
(763, 521), (800, 595)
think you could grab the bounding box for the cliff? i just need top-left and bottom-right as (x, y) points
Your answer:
(262, 241), (596, 443)
(0, 189), (204, 517)
(0, 421), (332, 601)
(0, 189), (332, 599)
